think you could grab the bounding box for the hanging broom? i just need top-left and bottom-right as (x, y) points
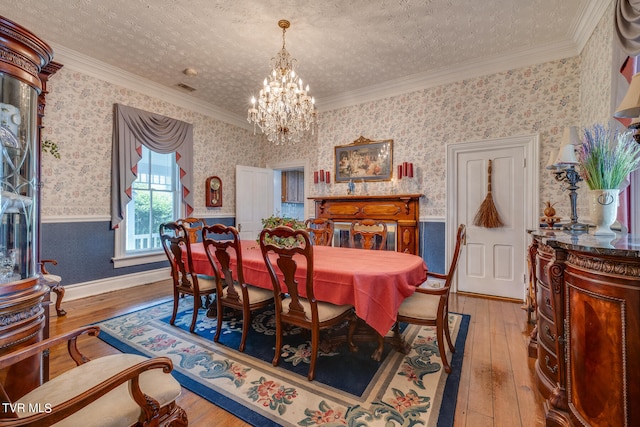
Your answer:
(473, 159), (504, 228)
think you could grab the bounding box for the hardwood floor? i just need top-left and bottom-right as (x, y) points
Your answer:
(48, 281), (545, 426)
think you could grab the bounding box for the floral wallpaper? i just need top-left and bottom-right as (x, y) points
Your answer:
(42, 6), (614, 225)
(41, 68), (260, 219)
(265, 59), (582, 220)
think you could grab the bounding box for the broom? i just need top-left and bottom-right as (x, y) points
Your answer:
(473, 159), (504, 228)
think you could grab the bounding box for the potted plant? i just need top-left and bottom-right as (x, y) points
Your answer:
(578, 124), (640, 235)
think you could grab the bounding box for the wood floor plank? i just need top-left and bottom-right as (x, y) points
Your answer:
(466, 297), (494, 420)
(47, 283), (545, 426)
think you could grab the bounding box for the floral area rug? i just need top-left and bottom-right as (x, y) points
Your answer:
(96, 297), (469, 427)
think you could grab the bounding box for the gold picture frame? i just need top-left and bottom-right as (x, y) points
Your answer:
(334, 136), (393, 182)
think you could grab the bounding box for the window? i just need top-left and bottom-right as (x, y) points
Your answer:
(113, 146), (180, 267)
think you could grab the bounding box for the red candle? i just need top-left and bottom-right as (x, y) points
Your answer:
(326, 171), (330, 183)
(320, 169), (324, 182)
(408, 163), (414, 178)
(314, 171), (319, 184)
(403, 162), (408, 177)
(397, 164), (403, 179)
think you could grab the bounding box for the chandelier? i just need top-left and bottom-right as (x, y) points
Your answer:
(247, 19), (317, 145)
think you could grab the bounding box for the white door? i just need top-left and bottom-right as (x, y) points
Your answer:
(235, 165), (274, 241)
(447, 136), (539, 301)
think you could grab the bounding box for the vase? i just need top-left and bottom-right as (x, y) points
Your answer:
(589, 189), (619, 236)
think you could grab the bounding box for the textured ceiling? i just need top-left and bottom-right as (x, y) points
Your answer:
(0, 0), (607, 126)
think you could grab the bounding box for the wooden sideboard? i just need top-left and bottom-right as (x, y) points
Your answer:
(310, 194), (422, 255)
(528, 230), (640, 427)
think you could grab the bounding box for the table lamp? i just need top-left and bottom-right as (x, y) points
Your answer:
(553, 126), (588, 231)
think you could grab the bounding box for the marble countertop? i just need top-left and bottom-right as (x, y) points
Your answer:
(528, 229), (640, 258)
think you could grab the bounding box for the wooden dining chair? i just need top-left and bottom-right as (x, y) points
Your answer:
(350, 219), (387, 250)
(259, 226), (357, 381)
(160, 221), (217, 333)
(304, 218), (334, 246)
(393, 224), (466, 373)
(177, 217), (205, 243)
(202, 224), (274, 352)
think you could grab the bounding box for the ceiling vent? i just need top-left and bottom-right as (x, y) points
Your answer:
(176, 82), (196, 92)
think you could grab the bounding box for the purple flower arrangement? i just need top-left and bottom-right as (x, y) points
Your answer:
(578, 124), (640, 190)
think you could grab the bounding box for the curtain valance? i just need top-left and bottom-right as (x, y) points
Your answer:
(615, 0), (640, 56)
(111, 103), (194, 229)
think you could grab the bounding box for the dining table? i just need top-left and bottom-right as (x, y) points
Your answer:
(188, 240), (428, 358)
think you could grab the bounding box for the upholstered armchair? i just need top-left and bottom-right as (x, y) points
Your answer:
(0, 326), (187, 426)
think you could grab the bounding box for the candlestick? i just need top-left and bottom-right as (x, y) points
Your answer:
(408, 163), (413, 178)
(397, 164), (403, 179)
(320, 169), (324, 182)
(403, 162), (408, 177)
(325, 171), (330, 183)
(314, 171), (319, 184)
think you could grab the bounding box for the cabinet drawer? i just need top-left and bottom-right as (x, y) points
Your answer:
(538, 312), (557, 350)
(537, 280), (554, 319)
(537, 341), (559, 385)
(536, 252), (552, 288)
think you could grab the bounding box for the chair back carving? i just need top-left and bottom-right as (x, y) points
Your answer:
(350, 219), (387, 250)
(304, 218), (334, 246)
(259, 226), (316, 324)
(177, 217), (205, 243)
(160, 222), (200, 293)
(202, 224), (243, 303)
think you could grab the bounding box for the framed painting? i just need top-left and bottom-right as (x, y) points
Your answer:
(334, 136), (393, 183)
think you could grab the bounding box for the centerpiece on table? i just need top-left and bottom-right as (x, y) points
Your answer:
(259, 214), (306, 247)
(578, 124), (640, 236)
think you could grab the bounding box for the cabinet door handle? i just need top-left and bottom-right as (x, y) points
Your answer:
(545, 355), (558, 374)
(544, 325), (555, 342)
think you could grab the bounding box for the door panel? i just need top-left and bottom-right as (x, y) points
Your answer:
(457, 146), (526, 300)
(235, 165), (274, 241)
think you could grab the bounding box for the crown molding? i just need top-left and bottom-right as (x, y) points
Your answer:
(49, 1), (609, 122)
(50, 43), (252, 131)
(317, 39), (580, 112)
(570, 0), (612, 53)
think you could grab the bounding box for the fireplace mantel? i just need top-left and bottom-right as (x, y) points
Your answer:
(310, 194), (422, 255)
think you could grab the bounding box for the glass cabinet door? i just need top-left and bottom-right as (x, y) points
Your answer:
(0, 75), (38, 283)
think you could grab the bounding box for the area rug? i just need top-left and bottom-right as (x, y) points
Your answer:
(96, 297), (470, 427)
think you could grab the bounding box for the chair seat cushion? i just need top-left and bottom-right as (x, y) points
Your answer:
(196, 274), (217, 291)
(18, 353), (181, 426)
(419, 277), (446, 289)
(397, 292), (439, 321)
(43, 273), (62, 283)
(224, 283), (273, 304)
(281, 296), (352, 322)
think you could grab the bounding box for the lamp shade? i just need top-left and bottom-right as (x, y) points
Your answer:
(545, 149), (559, 169)
(561, 126), (581, 145)
(555, 143), (579, 165)
(615, 72), (640, 118)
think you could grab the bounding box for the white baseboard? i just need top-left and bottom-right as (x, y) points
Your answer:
(56, 268), (171, 303)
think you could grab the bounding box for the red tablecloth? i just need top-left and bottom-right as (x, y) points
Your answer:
(189, 240), (427, 336)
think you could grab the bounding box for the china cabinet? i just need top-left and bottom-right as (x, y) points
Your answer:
(0, 16), (55, 401)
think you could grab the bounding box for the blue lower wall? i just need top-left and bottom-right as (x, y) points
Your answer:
(40, 217), (235, 285)
(419, 221), (446, 274)
(41, 219), (445, 286)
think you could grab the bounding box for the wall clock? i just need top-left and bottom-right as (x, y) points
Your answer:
(205, 176), (222, 207)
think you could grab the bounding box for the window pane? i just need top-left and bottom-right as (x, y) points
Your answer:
(125, 146), (178, 253)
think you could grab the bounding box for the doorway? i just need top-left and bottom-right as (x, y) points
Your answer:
(446, 135), (539, 300)
(268, 160), (311, 222)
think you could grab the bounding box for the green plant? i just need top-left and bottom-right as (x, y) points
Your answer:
(578, 124), (640, 190)
(259, 214), (306, 247)
(42, 139), (60, 159)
